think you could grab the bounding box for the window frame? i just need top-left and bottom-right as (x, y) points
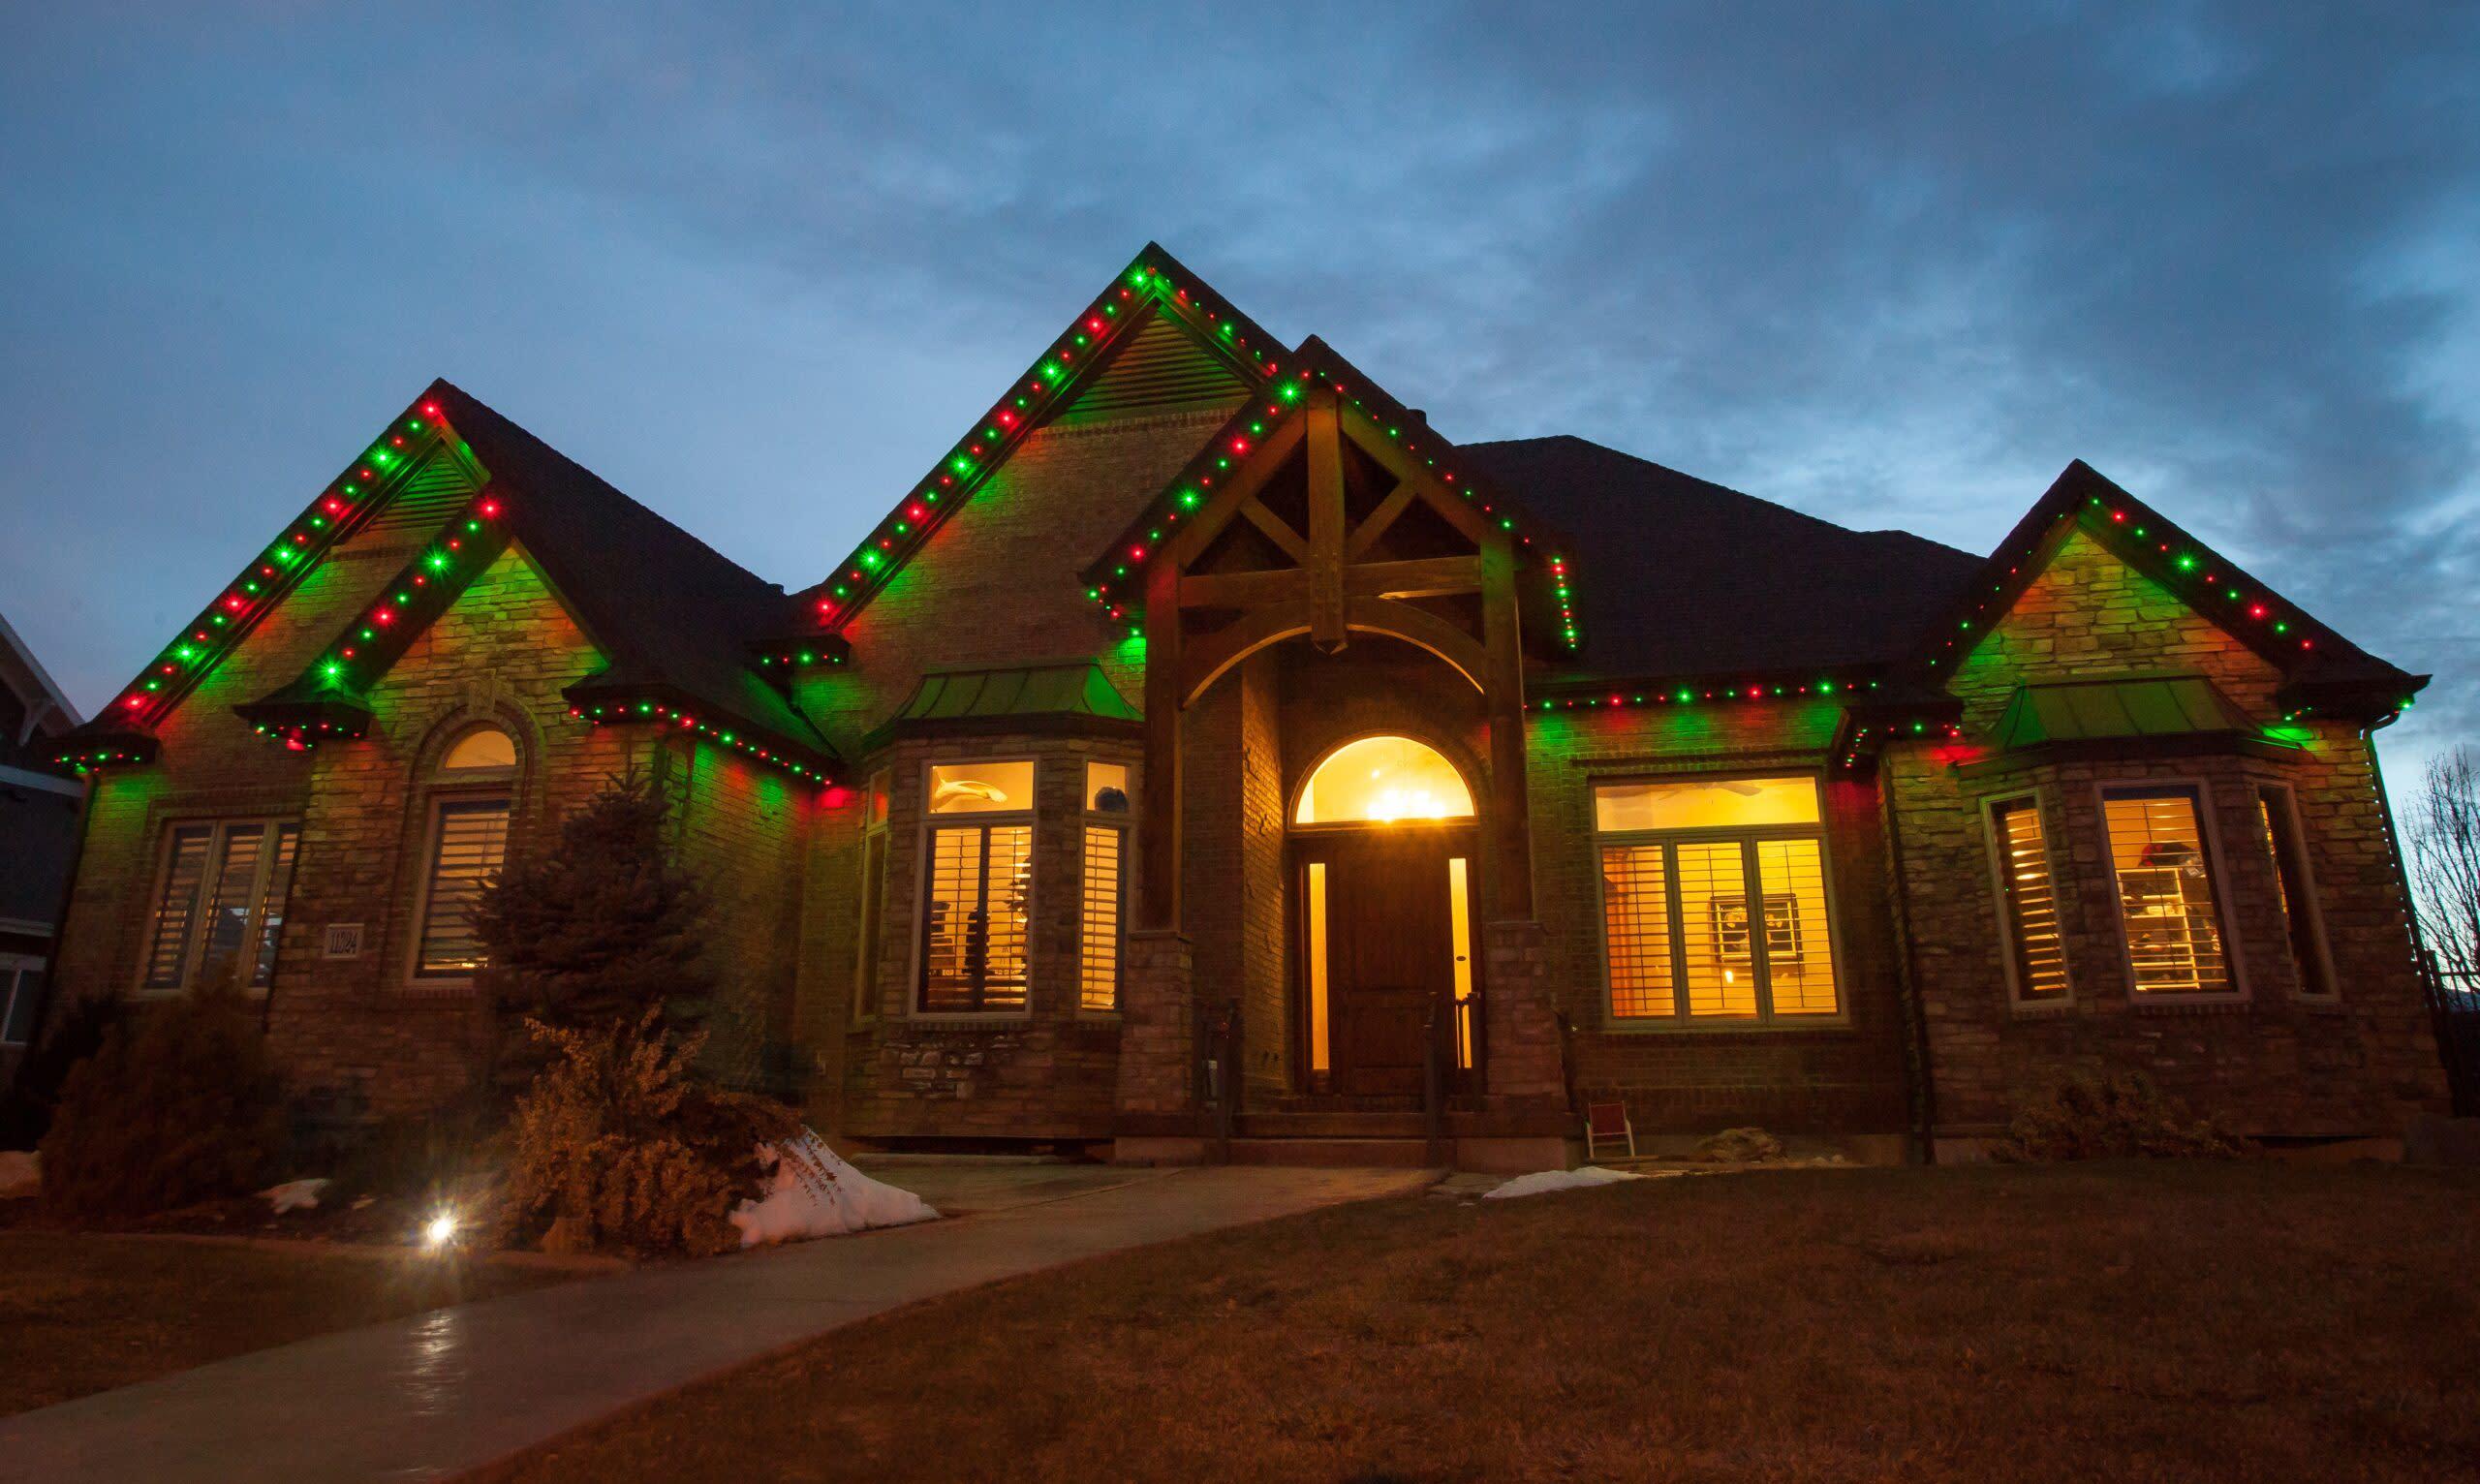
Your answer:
(0, 955), (44, 1046)
(133, 817), (302, 999)
(406, 793), (513, 983)
(2255, 781), (2339, 1002)
(910, 756), (1038, 1021)
(1078, 759), (1134, 1016)
(1589, 771), (1850, 1032)
(1980, 789), (2074, 1010)
(403, 725), (521, 988)
(852, 769), (891, 1026)
(2093, 778), (2248, 1005)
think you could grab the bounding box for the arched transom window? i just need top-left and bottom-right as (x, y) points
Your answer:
(1294, 736), (1474, 824)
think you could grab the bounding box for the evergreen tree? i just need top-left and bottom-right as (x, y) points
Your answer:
(472, 767), (713, 1035)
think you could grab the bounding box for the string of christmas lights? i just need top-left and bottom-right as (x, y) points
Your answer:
(568, 696), (832, 788)
(102, 398), (459, 734)
(1080, 353), (1583, 649)
(807, 250), (1285, 635)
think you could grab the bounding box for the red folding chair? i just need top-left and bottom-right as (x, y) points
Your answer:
(1585, 1100), (1636, 1162)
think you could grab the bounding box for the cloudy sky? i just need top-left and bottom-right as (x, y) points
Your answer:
(3, 4), (2473, 779)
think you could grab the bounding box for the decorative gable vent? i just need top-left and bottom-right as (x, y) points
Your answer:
(357, 445), (480, 542)
(1056, 311), (1253, 424)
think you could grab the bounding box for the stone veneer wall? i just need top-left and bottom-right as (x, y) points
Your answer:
(54, 544), (664, 1117)
(1886, 527), (2445, 1139)
(837, 731), (1137, 1142)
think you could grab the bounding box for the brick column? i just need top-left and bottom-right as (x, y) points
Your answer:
(1113, 929), (1202, 1159)
(1483, 918), (1566, 1104)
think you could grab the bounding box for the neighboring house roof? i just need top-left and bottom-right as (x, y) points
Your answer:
(0, 608), (81, 744)
(1990, 675), (2272, 750)
(1458, 435), (1984, 680)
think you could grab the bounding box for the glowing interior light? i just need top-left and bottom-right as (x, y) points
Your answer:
(422, 1212), (457, 1249)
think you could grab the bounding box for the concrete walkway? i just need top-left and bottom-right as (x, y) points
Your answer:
(0, 1164), (1433, 1484)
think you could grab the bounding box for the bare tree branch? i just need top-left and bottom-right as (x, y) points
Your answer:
(2408, 746), (2480, 987)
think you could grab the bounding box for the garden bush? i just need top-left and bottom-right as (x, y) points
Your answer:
(1995, 1071), (2250, 1161)
(0, 990), (121, 1150)
(498, 1009), (797, 1257)
(38, 988), (284, 1217)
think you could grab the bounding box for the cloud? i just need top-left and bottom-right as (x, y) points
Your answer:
(1, 1), (2472, 768)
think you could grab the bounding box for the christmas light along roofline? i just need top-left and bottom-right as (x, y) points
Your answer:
(94, 396), (466, 739)
(805, 245), (1287, 638)
(239, 487), (513, 752)
(568, 693), (835, 788)
(1077, 343), (1584, 651)
(1913, 468), (2355, 686)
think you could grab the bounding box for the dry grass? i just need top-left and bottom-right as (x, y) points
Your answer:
(488, 1161), (2480, 1484)
(0, 1232), (576, 1415)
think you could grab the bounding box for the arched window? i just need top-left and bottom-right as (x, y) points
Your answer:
(413, 725), (516, 979)
(1294, 736), (1473, 824)
(442, 726), (516, 770)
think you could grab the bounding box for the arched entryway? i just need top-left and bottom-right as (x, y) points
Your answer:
(1288, 735), (1480, 1098)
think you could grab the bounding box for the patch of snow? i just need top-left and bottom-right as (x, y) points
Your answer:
(0, 1150), (38, 1200)
(262, 1177), (330, 1214)
(730, 1129), (939, 1247)
(1481, 1165), (1648, 1200)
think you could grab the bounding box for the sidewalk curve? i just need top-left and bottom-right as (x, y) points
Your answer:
(0, 1165), (1433, 1483)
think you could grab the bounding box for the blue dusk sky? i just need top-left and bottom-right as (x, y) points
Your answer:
(2, 4), (2473, 779)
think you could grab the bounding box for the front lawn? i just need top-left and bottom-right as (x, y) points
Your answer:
(0, 1232), (578, 1415)
(487, 1161), (2480, 1483)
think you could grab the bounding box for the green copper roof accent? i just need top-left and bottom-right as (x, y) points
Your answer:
(1990, 674), (2278, 750)
(893, 661), (1140, 727)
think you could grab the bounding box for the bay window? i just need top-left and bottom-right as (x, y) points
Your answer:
(2101, 785), (2236, 998)
(919, 759), (1034, 1014)
(1987, 794), (2071, 1005)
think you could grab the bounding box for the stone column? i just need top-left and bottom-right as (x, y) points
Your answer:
(1483, 918), (1566, 1104)
(1113, 928), (1203, 1161)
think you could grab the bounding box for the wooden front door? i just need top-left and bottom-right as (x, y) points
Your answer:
(1303, 830), (1467, 1097)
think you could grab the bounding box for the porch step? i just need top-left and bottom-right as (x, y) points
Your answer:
(1237, 1111), (1429, 1140)
(1225, 1137), (1437, 1168)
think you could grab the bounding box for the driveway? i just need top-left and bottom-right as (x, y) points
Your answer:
(0, 1163), (1434, 1483)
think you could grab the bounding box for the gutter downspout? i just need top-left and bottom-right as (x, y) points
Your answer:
(1877, 760), (1938, 1164)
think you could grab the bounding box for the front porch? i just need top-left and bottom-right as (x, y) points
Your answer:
(1100, 362), (1572, 1170)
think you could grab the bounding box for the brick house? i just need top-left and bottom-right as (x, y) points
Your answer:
(43, 245), (2446, 1164)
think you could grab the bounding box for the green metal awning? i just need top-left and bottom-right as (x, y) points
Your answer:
(1989, 674), (2285, 752)
(864, 660), (1141, 751)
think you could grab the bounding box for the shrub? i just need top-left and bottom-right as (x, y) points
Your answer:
(0, 991), (121, 1150)
(1995, 1072), (2251, 1161)
(38, 989), (284, 1217)
(498, 1010), (797, 1257)
(471, 768), (714, 1039)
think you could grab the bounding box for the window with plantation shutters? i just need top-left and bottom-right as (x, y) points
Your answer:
(919, 823), (1032, 1013)
(414, 798), (510, 977)
(917, 759), (1035, 1015)
(1989, 797), (2070, 1004)
(2102, 787), (2235, 998)
(1081, 824), (1125, 1012)
(1593, 777), (1842, 1024)
(139, 819), (302, 993)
